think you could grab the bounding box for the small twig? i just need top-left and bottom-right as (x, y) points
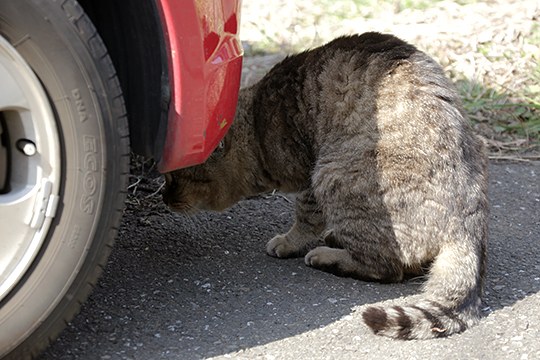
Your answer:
(488, 154), (540, 162)
(126, 198), (141, 206)
(145, 181), (166, 199)
(127, 177), (142, 194)
(264, 189), (292, 203)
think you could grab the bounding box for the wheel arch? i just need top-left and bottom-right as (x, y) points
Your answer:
(78, 0), (169, 161)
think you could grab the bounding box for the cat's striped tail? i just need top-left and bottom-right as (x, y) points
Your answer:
(362, 240), (486, 339)
(362, 298), (481, 339)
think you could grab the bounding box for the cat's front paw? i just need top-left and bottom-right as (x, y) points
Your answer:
(266, 234), (307, 258)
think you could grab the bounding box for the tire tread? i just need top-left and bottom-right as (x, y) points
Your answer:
(3, 1), (130, 358)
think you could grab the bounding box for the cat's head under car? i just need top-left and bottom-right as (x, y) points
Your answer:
(162, 128), (259, 213)
(162, 142), (233, 212)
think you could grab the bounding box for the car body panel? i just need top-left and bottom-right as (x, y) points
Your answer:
(156, 0), (243, 173)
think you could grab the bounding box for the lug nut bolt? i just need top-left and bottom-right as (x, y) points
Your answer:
(16, 139), (37, 156)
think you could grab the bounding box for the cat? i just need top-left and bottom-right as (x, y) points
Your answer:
(162, 32), (488, 340)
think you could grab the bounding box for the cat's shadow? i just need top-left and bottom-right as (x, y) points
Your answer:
(42, 162), (539, 359)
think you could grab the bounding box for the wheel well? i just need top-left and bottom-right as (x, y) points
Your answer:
(77, 0), (169, 160)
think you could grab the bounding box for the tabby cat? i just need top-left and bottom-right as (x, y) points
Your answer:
(163, 32), (488, 340)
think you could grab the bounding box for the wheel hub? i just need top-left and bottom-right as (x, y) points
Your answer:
(0, 35), (61, 302)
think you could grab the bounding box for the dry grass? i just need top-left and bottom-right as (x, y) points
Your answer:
(240, 0), (540, 155)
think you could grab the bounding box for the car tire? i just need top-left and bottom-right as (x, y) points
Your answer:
(0, 0), (129, 358)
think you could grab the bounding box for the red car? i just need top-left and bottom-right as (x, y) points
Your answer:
(0, 0), (243, 358)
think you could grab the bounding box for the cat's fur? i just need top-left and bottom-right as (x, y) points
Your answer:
(163, 32), (488, 340)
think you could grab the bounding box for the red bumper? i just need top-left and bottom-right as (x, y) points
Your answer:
(156, 0), (243, 173)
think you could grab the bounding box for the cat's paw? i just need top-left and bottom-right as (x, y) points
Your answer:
(266, 234), (306, 258)
(305, 246), (357, 278)
(305, 246), (344, 267)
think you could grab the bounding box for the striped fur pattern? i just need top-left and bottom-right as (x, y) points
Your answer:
(163, 32), (489, 340)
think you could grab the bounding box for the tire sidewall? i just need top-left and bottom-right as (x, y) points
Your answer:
(0, 1), (127, 357)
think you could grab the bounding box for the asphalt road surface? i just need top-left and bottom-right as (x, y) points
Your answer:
(41, 161), (540, 360)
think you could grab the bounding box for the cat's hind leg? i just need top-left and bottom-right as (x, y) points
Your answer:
(266, 189), (325, 258)
(304, 229), (404, 283)
(308, 158), (405, 283)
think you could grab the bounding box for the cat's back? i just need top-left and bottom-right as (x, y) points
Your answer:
(251, 32), (486, 195)
(315, 32), (457, 128)
(312, 34), (459, 143)
(315, 33), (487, 217)
(316, 33), (481, 163)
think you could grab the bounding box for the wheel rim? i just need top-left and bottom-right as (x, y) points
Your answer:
(0, 35), (61, 302)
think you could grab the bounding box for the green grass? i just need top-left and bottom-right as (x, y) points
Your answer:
(457, 79), (539, 151)
(457, 21), (540, 152)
